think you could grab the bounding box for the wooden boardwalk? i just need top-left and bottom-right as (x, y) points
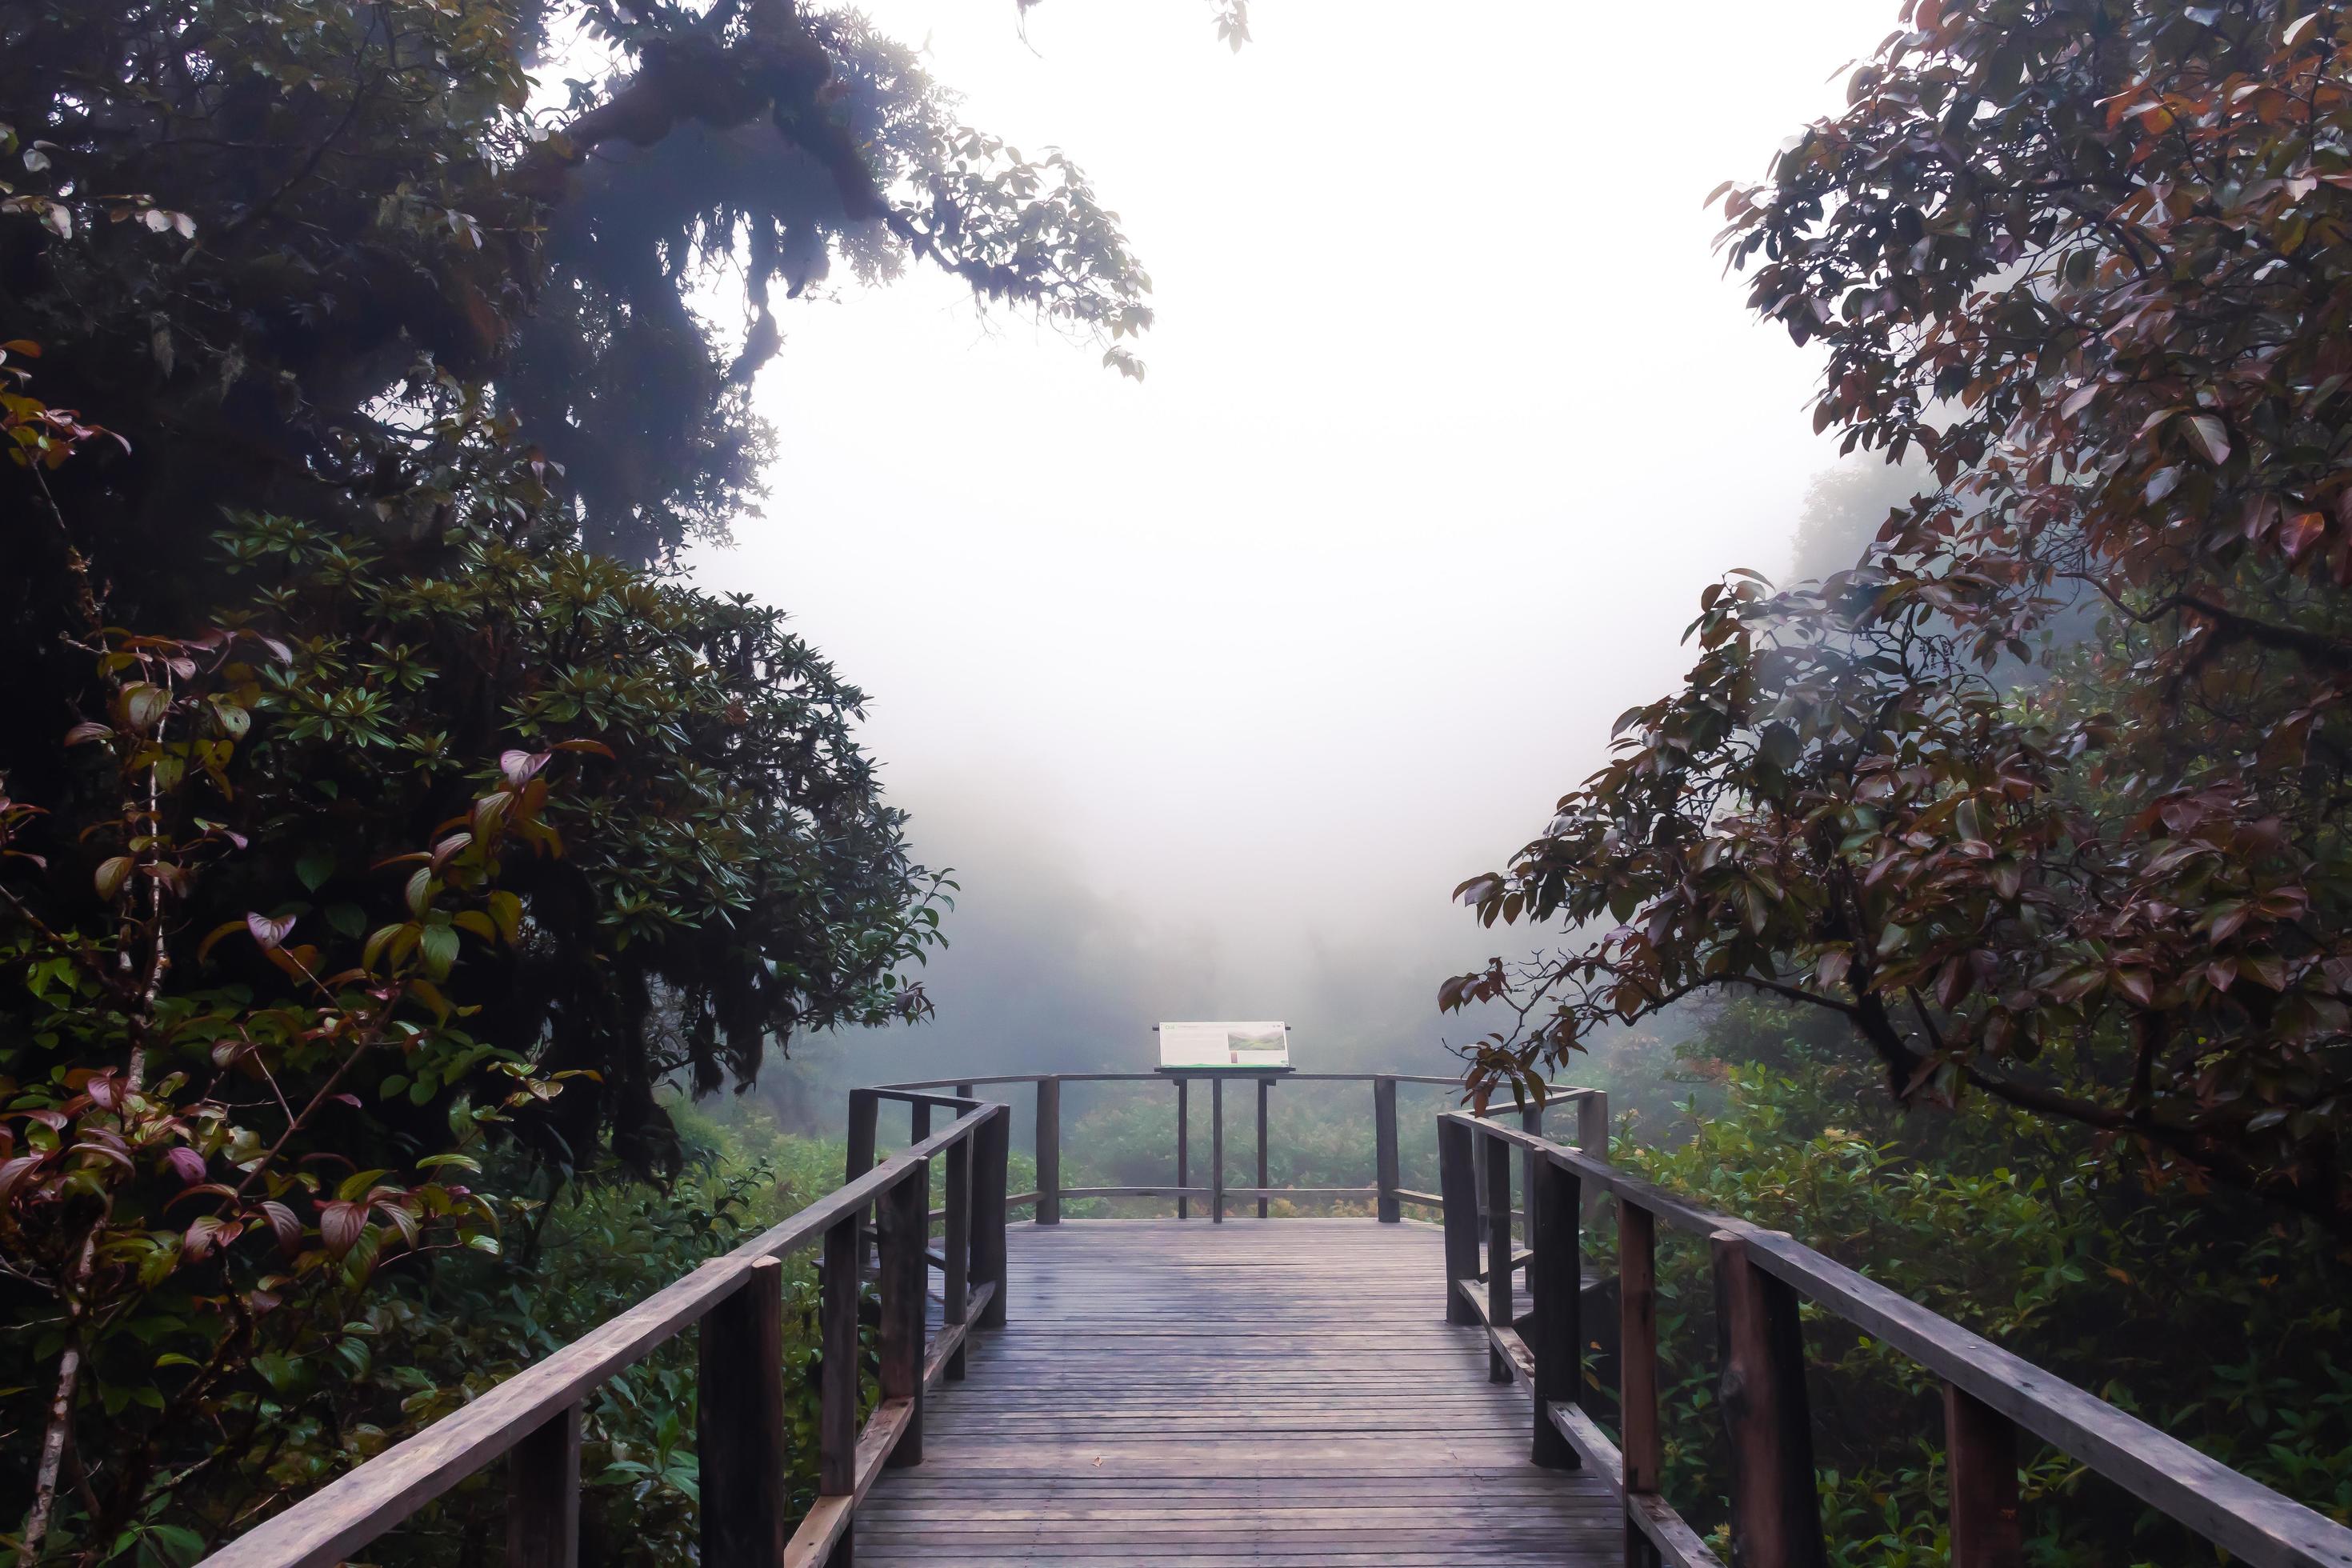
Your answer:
(855, 1219), (1620, 1566)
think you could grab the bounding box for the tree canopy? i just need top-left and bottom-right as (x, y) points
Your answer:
(0, 2), (1207, 1554)
(1448, 0), (2352, 1237)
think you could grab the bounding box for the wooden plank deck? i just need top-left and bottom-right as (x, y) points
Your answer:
(856, 1218), (1619, 1566)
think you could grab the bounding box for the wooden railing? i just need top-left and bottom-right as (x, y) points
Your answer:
(195, 1091), (1010, 1568)
(1438, 1110), (2352, 1568)
(865, 1071), (1610, 1222)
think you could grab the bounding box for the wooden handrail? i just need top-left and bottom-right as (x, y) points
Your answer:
(861, 1071), (1607, 1225)
(1437, 1110), (2352, 1568)
(198, 1098), (1012, 1568)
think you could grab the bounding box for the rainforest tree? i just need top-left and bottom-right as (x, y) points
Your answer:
(1, 0), (1214, 1556)
(1448, 0), (2352, 1236)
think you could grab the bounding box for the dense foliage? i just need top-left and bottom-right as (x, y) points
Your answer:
(0, 0), (1213, 1556)
(1591, 1003), (2352, 1562)
(1448, 0), (2352, 1237)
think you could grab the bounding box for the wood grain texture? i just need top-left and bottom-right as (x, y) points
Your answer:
(850, 1219), (1619, 1566)
(699, 1258), (787, 1568)
(505, 1403), (579, 1568)
(1946, 1382), (2022, 1568)
(1529, 1156), (1581, 1470)
(1711, 1231), (1826, 1568)
(1374, 1076), (1401, 1224)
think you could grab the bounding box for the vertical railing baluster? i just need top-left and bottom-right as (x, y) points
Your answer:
(881, 1170), (926, 1468)
(846, 1087), (879, 1271)
(1211, 1075), (1225, 1224)
(506, 1402), (581, 1568)
(943, 1128), (970, 1382)
(699, 1258), (786, 1568)
(1621, 1201), (1661, 1568)
(1256, 1076), (1270, 1219)
(1578, 1089), (1610, 1221)
(1484, 1122), (1513, 1382)
(1520, 1099), (1544, 1279)
(1946, 1383), (2022, 1568)
(1176, 1077), (1190, 1220)
(1530, 1154), (1581, 1470)
(818, 1210), (861, 1566)
(1373, 1075), (1400, 1224)
(974, 1105), (1010, 1330)
(1437, 1115), (1480, 1326)
(1712, 1231), (1826, 1568)
(1034, 1076), (1061, 1226)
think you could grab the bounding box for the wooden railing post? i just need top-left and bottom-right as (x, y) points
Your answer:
(1530, 1154), (1581, 1470)
(846, 1087), (879, 1271)
(1519, 1100), (1544, 1266)
(1175, 1077), (1190, 1221)
(1373, 1075), (1400, 1223)
(943, 1127), (971, 1382)
(1484, 1122), (1513, 1383)
(880, 1170), (926, 1468)
(974, 1105), (1010, 1330)
(1437, 1115), (1480, 1325)
(1256, 1076), (1271, 1219)
(699, 1258), (786, 1568)
(818, 1210), (861, 1566)
(1210, 1075), (1226, 1224)
(1711, 1230), (1826, 1568)
(1577, 1090), (1610, 1221)
(1621, 1201), (1662, 1568)
(1034, 1076), (1061, 1226)
(506, 1402), (580, 1568)
(1946, 1383), (2022, 1568)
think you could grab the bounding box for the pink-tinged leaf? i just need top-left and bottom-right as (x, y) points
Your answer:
(2280, 511), (2328, 560)
(182, 1214), (224, 1262)
(246, 911), (296, 950)
(62, 720), (112, 747)
(260, 1199), (304, 1255)
(318, 1199), (367, 1258)
(498, 748), (549, 786)
(121, 683), (170, 734)
(2180, 412), (2231, 466)
(2112, 968), (2156, 1008)
(328, 1093), (361, 1109)
(70, 1139), (137, 1170)
(0, 1153), (48, 1202)
(165, 1146), (206, 1185)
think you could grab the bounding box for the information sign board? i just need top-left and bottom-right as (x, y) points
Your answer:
(1158, 1021), (1290, 1070)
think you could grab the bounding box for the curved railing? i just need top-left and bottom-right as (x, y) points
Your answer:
(855, 1070), (1610, 1222)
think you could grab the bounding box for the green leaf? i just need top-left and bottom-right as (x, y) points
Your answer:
(296, 845), (336, 892)
(418, 922), (459, 979)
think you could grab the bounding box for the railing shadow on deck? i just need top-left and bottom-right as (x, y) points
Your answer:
(190, 1078), (2352, 1568)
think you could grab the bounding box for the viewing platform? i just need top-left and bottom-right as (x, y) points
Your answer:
(856, 1218), (1618, 1566)
(197, 1072), (2352, 1568)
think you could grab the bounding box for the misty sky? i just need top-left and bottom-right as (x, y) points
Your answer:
(688, 0), (1900, 1087)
